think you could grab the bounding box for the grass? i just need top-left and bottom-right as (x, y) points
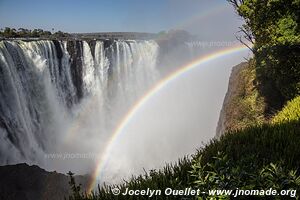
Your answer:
(272, 96), (300, 124)
(199, 120), (300, 170)
(68, 119), (300, 199)
(67, 71), (300, 200)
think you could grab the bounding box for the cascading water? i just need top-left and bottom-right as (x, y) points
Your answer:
(0, 39), (160, 173)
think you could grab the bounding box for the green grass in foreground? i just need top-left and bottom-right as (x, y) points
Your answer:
(68, 97), (300, 200)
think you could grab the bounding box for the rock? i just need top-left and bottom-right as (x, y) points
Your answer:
(0, 163), (89, 200)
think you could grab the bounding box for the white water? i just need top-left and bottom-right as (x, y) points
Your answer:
(0, 38), (249, 184)
(0, 40), (160, 174)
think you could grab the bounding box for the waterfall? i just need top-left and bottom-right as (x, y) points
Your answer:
(0, 39), (159, 169)
(94, 41), (109, 91)
(0, 40), (68, 164)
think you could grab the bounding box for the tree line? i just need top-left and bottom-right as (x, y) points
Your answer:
(0, 27), (71, 38)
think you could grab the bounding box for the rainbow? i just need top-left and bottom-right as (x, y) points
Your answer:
(87, 44), (249, 193)
(62, 3), (231, 143)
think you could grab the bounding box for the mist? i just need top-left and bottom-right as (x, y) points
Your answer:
(0, 0), (252, 187)
(98, 45), (251, 183)
(0, 35), (251, 188)
(46, 38), (250, 184)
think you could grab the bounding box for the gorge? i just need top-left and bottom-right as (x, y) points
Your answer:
(0, 36), (249, 200)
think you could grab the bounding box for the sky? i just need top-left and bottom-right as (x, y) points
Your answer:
(0, 0), (243, 40)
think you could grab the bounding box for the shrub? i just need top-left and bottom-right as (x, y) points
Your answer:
(272, 96), (300, 124)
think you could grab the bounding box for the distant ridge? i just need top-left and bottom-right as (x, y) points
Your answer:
(71, 32), (158, 40)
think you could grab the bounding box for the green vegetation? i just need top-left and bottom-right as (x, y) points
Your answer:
(191, 153), (300, 199)
(272, 96), (300, 124)
(68, 113), (300, 199)
(67, 158), (193, 200)
(229, 0), (300, 104)
(189, 99), (300, 199)
(67, 171), (83, 200)
(0, 27), (70, 38)
(67, 0), (300, 199)
(66, 94), (300, 200)
(219, 61), (265, 134)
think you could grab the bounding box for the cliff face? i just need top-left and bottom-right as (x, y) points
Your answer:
(0, 163), (89, 200)
(216, 61), (265, 137)
(216, 62), (246, 137)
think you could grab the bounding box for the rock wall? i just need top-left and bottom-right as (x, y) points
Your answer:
(0, 163), (89, 200)
(216, 62), (249, 137)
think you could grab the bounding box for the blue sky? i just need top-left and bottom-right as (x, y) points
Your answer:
(0, 0), (242, 39)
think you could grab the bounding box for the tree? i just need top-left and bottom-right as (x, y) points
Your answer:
(67, 171), (83, 200)
(3, 27), (17, 37)
(228, 0), (300, 103)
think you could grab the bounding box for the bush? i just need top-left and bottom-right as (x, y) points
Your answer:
(272, 96), (300, 124)
(190, 152), (300, 199)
